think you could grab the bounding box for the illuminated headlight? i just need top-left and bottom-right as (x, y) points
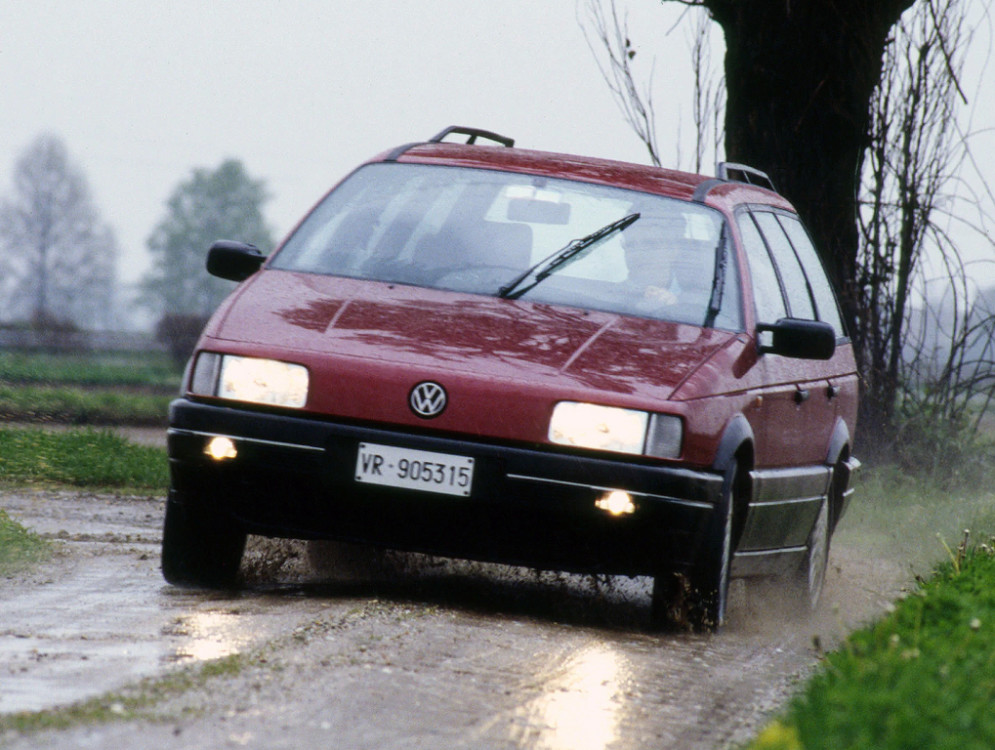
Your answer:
(548, 402), (682, 459)
(189, 352), (308, 409)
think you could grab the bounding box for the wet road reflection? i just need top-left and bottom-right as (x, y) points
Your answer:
(167, 610), (254, 663)
(1, 492), (894, 750)
(514, 643), (632, 749)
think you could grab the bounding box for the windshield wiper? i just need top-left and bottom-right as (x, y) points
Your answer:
(498, 213), (640, 300)
(703, 224), (728, 328)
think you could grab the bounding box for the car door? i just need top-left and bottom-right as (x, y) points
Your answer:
(737, 209), (836, 469)
(774, 212), (858, 431)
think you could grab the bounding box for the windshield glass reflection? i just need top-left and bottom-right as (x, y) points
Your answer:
(270, 163), (740, 331)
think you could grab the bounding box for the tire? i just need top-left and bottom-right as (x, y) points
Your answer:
(789, 497), (829, 615)
(161, 493), (246, 589)
(651, 460), (737, 632)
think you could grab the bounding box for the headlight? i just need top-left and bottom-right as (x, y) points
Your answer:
(548, 402), (682, 459)
(189, 352), (308, 409)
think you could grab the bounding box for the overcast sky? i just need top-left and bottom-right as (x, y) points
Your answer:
(1, 0), (992, 289)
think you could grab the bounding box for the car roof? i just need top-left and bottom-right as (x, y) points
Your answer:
(367, 127), (794, 213)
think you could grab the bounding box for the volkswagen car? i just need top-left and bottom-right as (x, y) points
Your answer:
(162, 126), (859, 631)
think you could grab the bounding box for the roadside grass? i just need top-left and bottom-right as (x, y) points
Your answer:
(0, 385), (172, 426)
(834, 462), (995, 574)
(748, 455), (995, 750)
(749, 541), (995, 750)
(0, 427), (168, 491)
(0, 509), (49, 575)
(0, 351), (180, 390)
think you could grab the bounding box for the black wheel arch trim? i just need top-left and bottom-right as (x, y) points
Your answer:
(711, 414), (755, 550)
(825, 417), (858, 531)
(825, 418), (851, 466)
(712, 414), (755, 475)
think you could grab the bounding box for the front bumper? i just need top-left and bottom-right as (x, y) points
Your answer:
(168, 399), (723, 577)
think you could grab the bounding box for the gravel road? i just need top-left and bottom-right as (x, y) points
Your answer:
(0, 488), (907, 749)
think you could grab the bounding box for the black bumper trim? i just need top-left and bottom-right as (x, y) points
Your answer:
(505, 472), (714, 510)
(167, 399), (723, 575)
(171, 428), (326, 454)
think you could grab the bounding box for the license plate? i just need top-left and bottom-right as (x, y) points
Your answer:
(355, 443), (474, 497)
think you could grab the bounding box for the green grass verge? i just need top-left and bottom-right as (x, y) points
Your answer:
(0, 351), (180, 389)
(0, 427), (168, 491)
(0, 350), (179, 426)
(0, 386), (172, 426)
(834, 463), (995, 574)
(748, 542), (995, 750)
(0, 509), (50, 575)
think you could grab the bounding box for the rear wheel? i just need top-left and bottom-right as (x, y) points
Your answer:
(651, 460), (738, 632)
(161, 492), (246, 588)
(789, 496), (830, 615)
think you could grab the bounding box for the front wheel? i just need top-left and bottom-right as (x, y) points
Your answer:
(161, 493), (246, 589)
(651, 460), (738, 632)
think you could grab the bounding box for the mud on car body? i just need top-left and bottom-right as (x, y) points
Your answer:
(163, 126), (859, 631)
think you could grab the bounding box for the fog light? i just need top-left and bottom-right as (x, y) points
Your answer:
(595, 490), (635, 516)
(205, 436), (237, 461)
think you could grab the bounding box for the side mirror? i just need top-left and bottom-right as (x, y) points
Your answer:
(757, 318), (836, 360)
(207, 240), (266, 281)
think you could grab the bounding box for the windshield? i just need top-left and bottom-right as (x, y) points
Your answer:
(269, 163), (742, 330)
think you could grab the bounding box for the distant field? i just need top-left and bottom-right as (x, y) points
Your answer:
(0, 351), (181, 389)
(0, 351), (181, 427)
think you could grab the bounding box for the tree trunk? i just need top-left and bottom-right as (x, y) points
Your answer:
(701, 0), (915, 353)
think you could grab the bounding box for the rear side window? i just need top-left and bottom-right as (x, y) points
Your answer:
(752, 212), (816, 321)
(775, 215), (844, 335)
(738, 209), (845, 337)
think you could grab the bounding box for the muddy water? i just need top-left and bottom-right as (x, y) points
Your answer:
(0, 489), (907, 749)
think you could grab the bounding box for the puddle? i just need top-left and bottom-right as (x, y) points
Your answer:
(0, 494), (331, 714)
(511, 642), (634, 749)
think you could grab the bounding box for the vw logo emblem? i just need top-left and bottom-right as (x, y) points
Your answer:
(409, 381), (447, 418)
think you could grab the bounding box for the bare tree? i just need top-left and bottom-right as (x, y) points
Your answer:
(580, 0), (723, 172)
(686, 9), (724, 173)
(584, 0), (915, 337)
(856, 0), (995, 461)
(582, 0), (994, 457)
(0, 134), (118, 329)
(581, 0), (662, 167)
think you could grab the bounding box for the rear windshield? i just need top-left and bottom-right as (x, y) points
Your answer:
(270, 163), (742, 330)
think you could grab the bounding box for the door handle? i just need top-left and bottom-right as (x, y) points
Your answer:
(794, 389), (810, 404)
(827, 383), (839, 400)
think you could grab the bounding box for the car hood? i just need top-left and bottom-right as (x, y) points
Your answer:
(206, 270), (737, 401)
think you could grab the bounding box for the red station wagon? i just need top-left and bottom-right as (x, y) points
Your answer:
(162, 126), (860, 631)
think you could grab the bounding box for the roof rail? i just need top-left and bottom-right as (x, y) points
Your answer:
(717, 162), (776, 192)
(429, 126), (515, 148)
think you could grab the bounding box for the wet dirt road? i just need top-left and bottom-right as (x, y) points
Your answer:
(0, 489), (907, 750)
